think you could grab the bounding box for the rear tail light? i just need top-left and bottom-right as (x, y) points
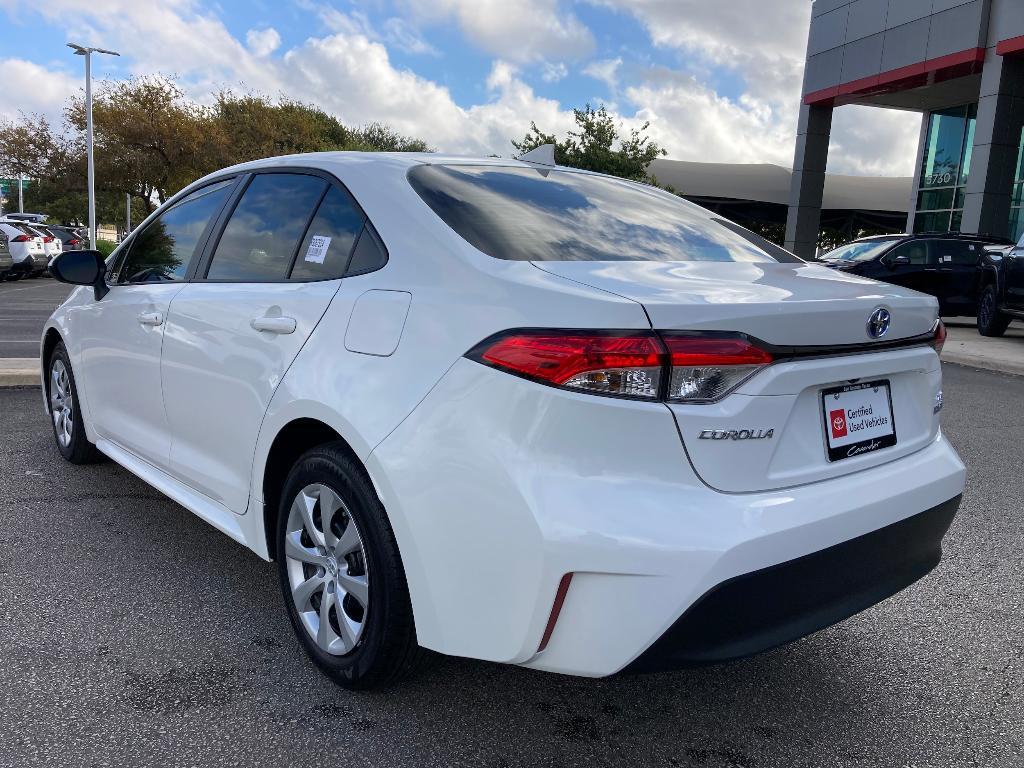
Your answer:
(67, 239), (81, 246)
(468, 330), (773, 403)
(473, 331), (663, 399)
(662, 335), (773, 402)
(11, 234), (31, 242)
(43, 236), (55, 243)
(931, 319), (946, 355)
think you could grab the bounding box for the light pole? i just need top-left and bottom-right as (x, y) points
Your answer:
(67, 42), (120, 250)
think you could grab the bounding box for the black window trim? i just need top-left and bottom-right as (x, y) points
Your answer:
(190, 166), (386, 284)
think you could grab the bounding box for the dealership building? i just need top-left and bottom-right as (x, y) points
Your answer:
(785, 0), (1024, 259)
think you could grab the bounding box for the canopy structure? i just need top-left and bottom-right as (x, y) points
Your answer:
(649, 159), (912, 240)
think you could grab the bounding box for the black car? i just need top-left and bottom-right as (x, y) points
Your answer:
(976, 233), (1024, 336)
(819, 233), (1015, 317)
(48, 225), (87, 251)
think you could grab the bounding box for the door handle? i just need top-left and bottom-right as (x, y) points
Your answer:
(138, 311), (164, 326)
(250, 316), (297, 334)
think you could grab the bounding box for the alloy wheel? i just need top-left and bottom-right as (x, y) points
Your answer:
(50, 359), (74, 448)
(284, 483), (370, 655)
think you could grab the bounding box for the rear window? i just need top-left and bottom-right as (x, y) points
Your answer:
(822, 238), (901, 262)
(408, 165), (801, 263)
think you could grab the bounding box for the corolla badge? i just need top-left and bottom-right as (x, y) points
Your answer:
(867, 307), (891, 339)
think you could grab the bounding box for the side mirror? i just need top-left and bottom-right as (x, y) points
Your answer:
(49, 250), (109, 300)
(890, 255), (911, 268)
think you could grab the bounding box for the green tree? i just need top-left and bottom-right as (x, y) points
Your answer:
(512, 104), (665, 182)
(0, 75), (431, 226)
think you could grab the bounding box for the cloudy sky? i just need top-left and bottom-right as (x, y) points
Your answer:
(1, 0), (921, 176)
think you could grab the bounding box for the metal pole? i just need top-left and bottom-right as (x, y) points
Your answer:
(126, 192), (131, 235)
(85, 50), (96, 250)
(18, 175), (23, 213)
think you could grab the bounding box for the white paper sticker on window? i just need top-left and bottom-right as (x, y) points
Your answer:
(304, 235), (331, 264)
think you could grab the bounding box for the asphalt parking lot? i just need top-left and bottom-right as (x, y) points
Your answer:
(0, 363), (1021, 767)
(0, 278), (70, 358)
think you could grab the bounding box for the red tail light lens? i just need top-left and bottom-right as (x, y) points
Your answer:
(43, 236), (55, 243)
(11, 234), (31, 242)
(472, 331), (664, 398)
(67, 239), (81, 246)
(931, 319), (946, 355)
(469, 331), (775, 402)
(662, 335), (773, 402)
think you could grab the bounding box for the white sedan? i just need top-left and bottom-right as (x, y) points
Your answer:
(42, 152), (965, 689)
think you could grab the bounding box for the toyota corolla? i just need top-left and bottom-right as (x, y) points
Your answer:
(41, 152), (965, 689)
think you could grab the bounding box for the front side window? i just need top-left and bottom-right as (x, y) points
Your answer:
(206, 173), (327, 281)
(408, 164), (801, 263)
(888, 240), (931, 266)
(116, 179), (234, 284)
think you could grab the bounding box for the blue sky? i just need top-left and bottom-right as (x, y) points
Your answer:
(1, 0), (921, 176)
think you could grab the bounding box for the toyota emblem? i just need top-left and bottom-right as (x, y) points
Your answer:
(867, 307), (891, 339)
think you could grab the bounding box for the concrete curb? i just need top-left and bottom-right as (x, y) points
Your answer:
(0, 359), (40, 388)
(942, 352), (1024, 377)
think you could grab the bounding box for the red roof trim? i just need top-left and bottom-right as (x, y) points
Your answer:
(804, 47), (986, 107)
(996, 35), (1024, 57)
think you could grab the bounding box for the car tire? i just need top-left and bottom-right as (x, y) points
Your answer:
(977, 285), (1010, 337)
(47, 343), (106, 464)
(276, 443), (427, 690)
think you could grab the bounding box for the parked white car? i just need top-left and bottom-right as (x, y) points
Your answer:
(0, 219), (45, 277)
(26, 224), (62, 267)
(42, 153), (966, 689)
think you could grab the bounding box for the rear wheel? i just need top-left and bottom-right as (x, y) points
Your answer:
(276, 444), (426, 689)
(47, 343), (105, 464)
(977, 284), (1010, 337)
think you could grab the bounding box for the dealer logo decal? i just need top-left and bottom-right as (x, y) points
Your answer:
(829, 409), (847, 439)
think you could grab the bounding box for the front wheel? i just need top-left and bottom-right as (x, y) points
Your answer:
(276, 444), (426, 689)
(977, 285), (1011, 337)
(47, 343), (105, 464)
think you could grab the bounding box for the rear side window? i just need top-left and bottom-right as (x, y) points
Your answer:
(116, 179), (234, 284)
(933, 240), (979, 265)
(346, 226), (388, 275)
(289, 186), (366, 281)
(408, 164), (802, 263)
(206, 174), (327, 281)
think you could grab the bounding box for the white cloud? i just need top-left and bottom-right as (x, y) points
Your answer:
(246, 27), (281, 57)
(402, 0), (593, 63)
(587, 0), (921, 176)
(0, 59), (78, 124)
(582, 57), (621, 91)
(541, 62), (568, 83)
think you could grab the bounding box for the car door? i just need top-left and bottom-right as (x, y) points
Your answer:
(74, 178), (236, 467)
(881, 239), (933, 294)
(1006, 234), (1024, 310)
(160, 171), (369, 513)
(930, 239), (982, 314)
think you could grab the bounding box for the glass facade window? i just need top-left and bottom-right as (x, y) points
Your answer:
(913, 104), (976, 234)
(1010, 126), (1024, 242)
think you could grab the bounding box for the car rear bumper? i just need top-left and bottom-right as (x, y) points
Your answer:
(370, 358), (967, 678)
(622, 494), (960, 673)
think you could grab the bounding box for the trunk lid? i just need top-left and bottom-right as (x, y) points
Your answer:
(531, 260), (938, 344)
(533, 260), (943, 492)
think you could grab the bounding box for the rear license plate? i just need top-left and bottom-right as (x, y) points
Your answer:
(821, 380), (896, 462)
